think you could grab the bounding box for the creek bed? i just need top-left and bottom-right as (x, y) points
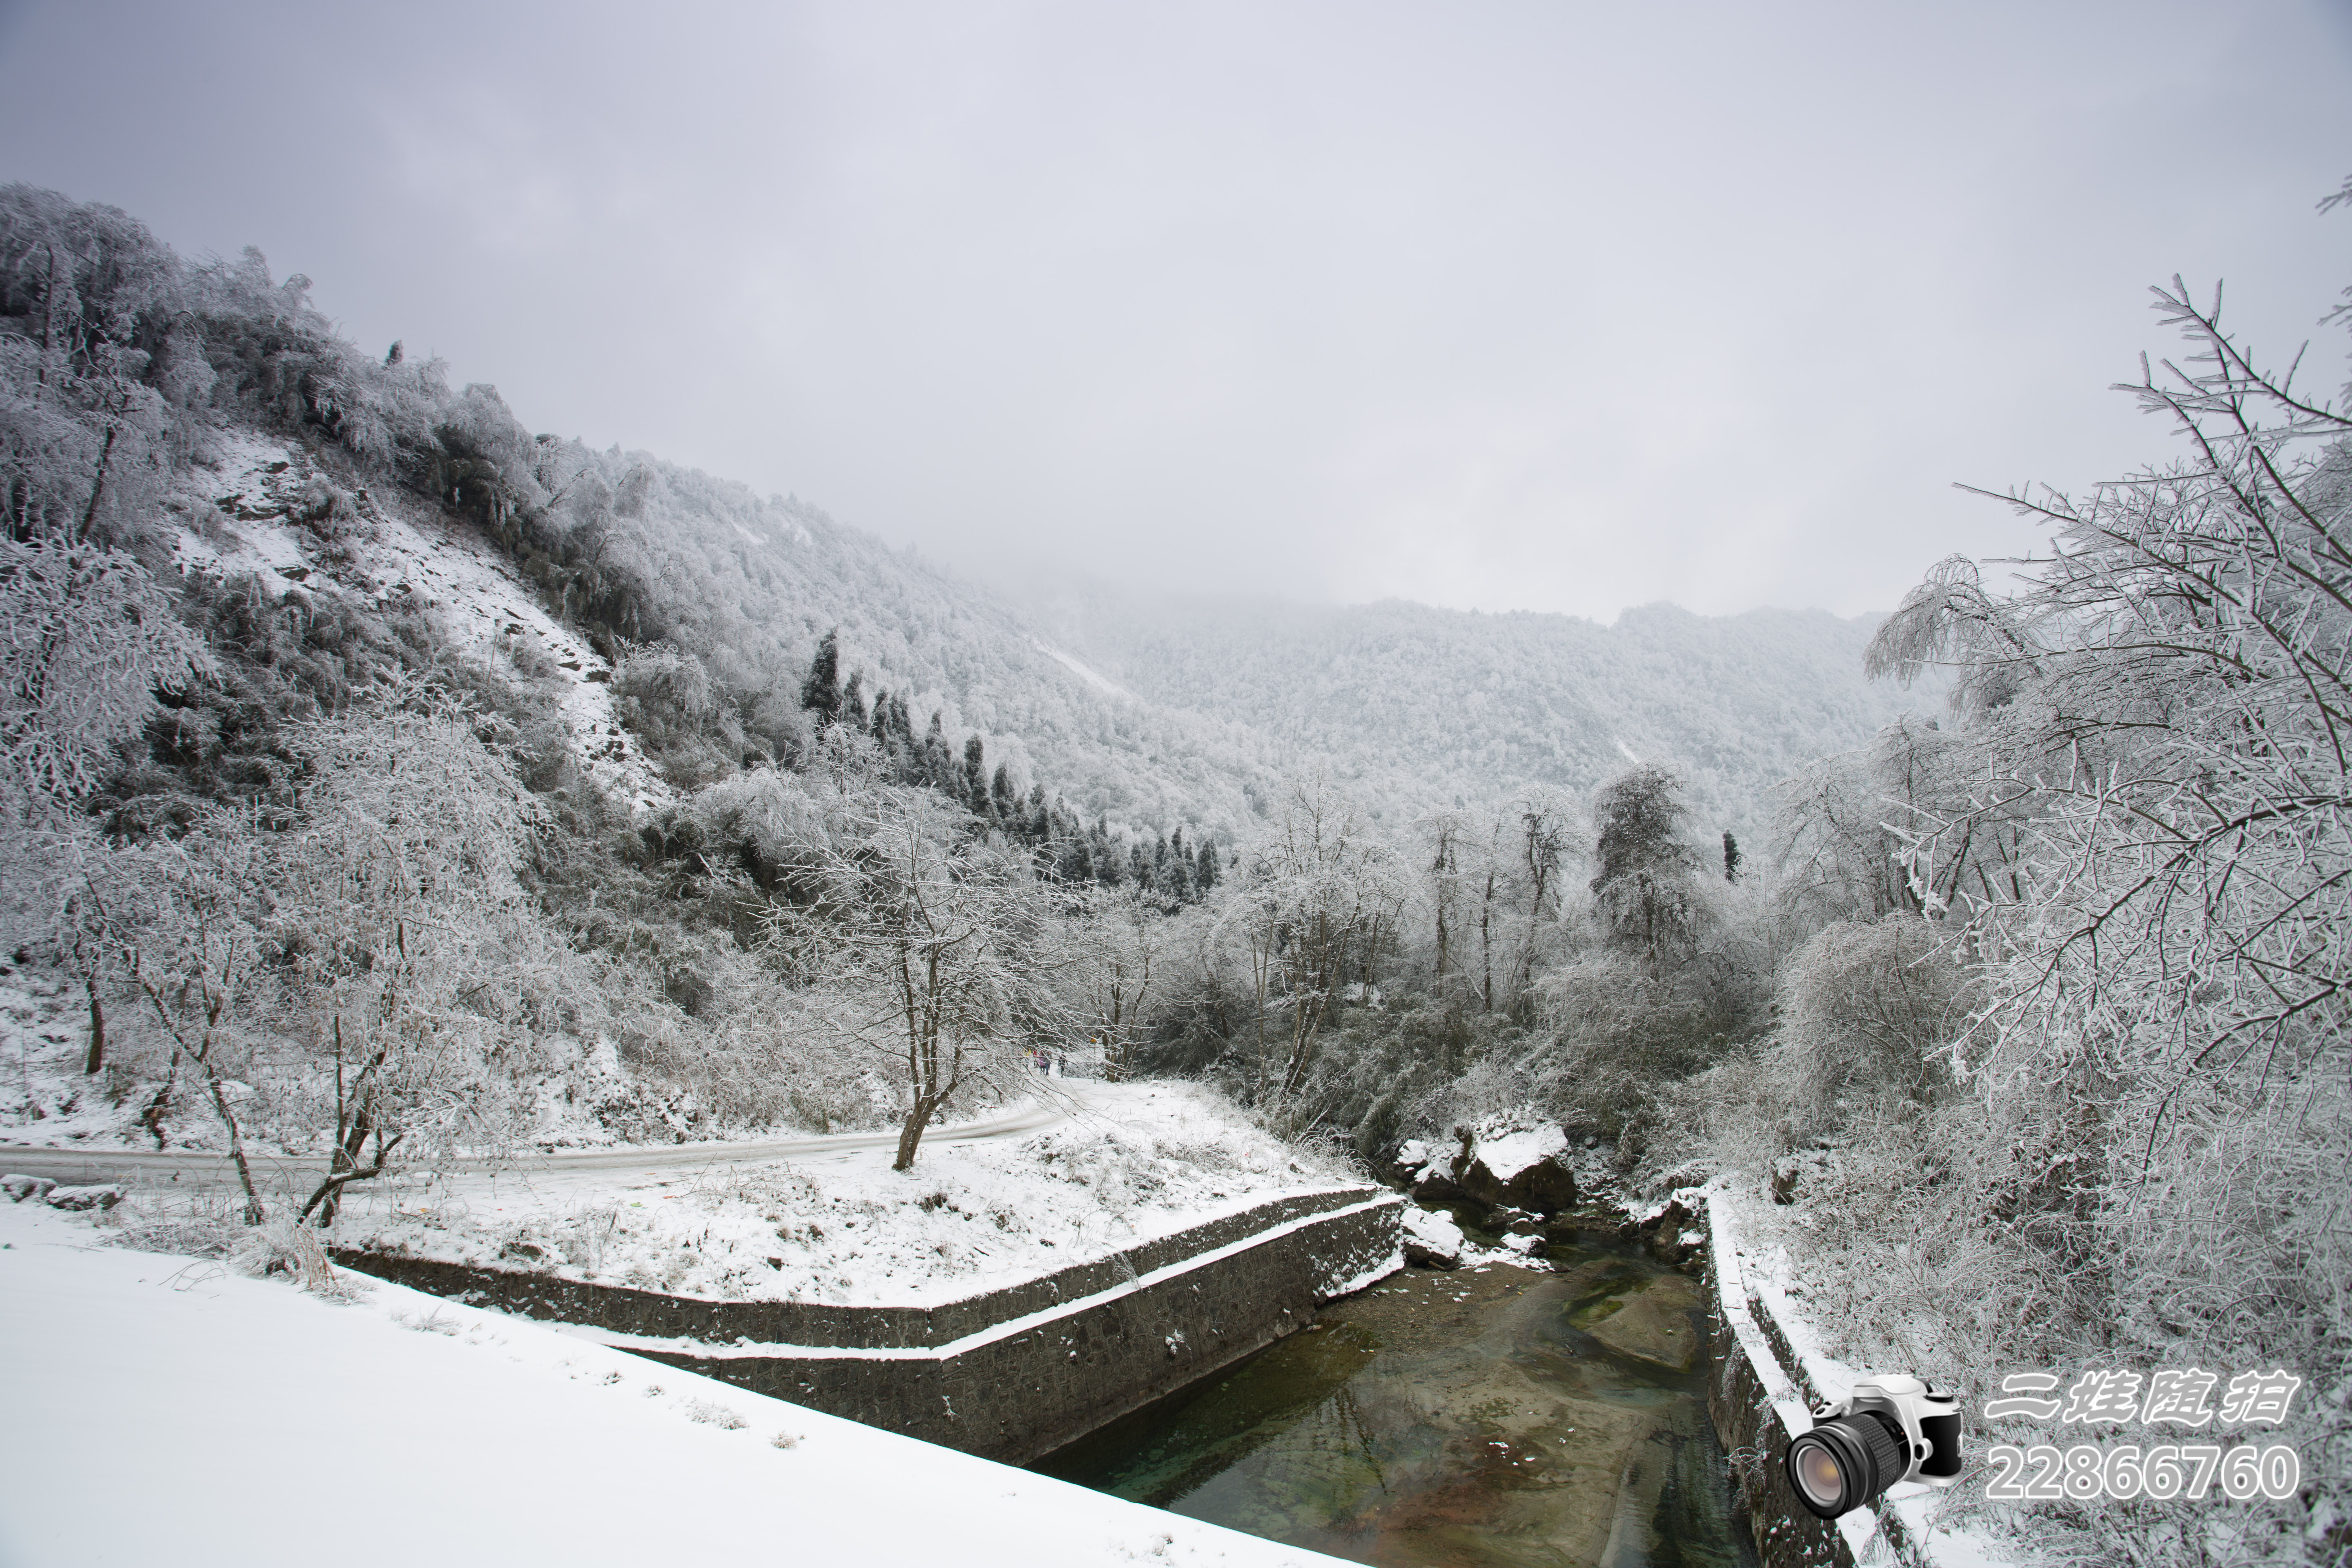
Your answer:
(1036, 1223), (1757, 1567)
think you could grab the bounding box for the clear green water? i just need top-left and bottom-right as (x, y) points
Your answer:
(1035, 1230), (1758, 1568)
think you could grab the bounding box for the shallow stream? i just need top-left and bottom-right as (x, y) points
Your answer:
(1036, 1224), (1758, 1568)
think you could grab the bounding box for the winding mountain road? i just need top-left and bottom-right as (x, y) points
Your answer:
(0, 1098), (1073, 1189)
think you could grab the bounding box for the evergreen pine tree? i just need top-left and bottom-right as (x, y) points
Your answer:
(799, 629), (842, 724)
(1194, 838), (1218, 895)
(888, 695), (915, 776)
(922, 711), (949, 788)
(963, 734), (989, 817)
(1722, 829), (1742, 884)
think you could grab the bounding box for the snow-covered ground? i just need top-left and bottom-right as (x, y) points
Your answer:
(173, 431), (672, 813)
(323, 1081), (1362, 1307)
(7, 1079), (1366, 1311)
(0, 1198), (1352, 1568)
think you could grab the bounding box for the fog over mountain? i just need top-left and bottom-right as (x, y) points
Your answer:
(525, 438), (1919, 844)
(1019, 582), (1925, 837)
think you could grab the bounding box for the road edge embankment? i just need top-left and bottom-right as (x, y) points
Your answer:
(341, 1187), (1405, 1465)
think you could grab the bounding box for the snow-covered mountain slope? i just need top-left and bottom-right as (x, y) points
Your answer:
(174, 432), (673, 811)
(0, 1203), (1348, 1568)
(160, 419), (1920, 846)
(534, 439), (1280, 839)
(1021, 582), (1931, 834)
(535, 437), (1920, 841)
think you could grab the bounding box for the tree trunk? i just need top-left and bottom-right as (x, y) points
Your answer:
(77, 420), (117, 543)
(892, 1096), (940, 1172)
(197, 1054), (263, 1225)
(1479, 869), (1497, 1012)
(80, 973), (104, 1076)
(137, 1062), (173, 1149)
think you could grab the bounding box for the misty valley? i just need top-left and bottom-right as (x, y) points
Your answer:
(4, 174), (2347, 1568)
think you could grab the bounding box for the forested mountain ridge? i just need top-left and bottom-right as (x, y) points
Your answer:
(506, 440), (1284, 842)
(1021, 585), (1924, 835)
(0, 178), (1923, 865)
(430, 404), (1919, 847)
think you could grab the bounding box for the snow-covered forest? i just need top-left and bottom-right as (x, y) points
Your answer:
(4, 176), (2349, 1567)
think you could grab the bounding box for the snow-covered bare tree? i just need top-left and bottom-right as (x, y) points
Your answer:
(1218, 777), (1410, 1108)
(764, 789), (1078, 1170)
(272, 687), (546, 1223)
(1066, 886), (1159, 1080)
(78, 807), (274, 1223)
(1851, 267), (2352, 1559)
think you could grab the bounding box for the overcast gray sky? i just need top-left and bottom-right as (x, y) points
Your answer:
(4, 1), (2348, 620)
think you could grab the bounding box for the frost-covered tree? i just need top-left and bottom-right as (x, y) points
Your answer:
(764, 789), (1077, 1170)
(81, 807), (274, 1222)
(272, 690), (546, 1223)
(1218, 777), (1410, 1107)
(0, 538), (212, 804)
(799, 628), (842, 724)
(68, 686), (548, 1224)
(1768, 259), (2352, 1564)
(1067, 887), (1159, 1080)
(1588, 766), (1701, 969)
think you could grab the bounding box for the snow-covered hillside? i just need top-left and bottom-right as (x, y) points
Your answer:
(175, 432), (672, 812)
(500, 430), (1924, 842)
(1024, 583), (1931, 835)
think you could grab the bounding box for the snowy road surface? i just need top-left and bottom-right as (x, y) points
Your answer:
(0, 1201), (1353, 1568)
(0, 1097), (1069, 1187)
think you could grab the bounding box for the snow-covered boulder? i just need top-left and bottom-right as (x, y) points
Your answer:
(1453, 1123), (1579, 1215)
(1400, 1206), (1465, 1270)
(43, 1184), (122, 1212)
(1400, 1123), (1579, 1214)
(4, 1174), (57, 1204)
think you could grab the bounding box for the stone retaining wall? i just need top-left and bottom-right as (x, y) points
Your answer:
(1698, 1196), (1933, 1568)
(338, 1188), (1403, 1466)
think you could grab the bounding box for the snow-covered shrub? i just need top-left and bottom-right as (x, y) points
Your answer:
(1775, 913), (1962, 1127)
(233, 1216), (369, 1301)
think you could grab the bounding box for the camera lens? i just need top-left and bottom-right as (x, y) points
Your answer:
(1791, 1439), (1846, 1508)
(1785, 1410), (1907, 1519)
